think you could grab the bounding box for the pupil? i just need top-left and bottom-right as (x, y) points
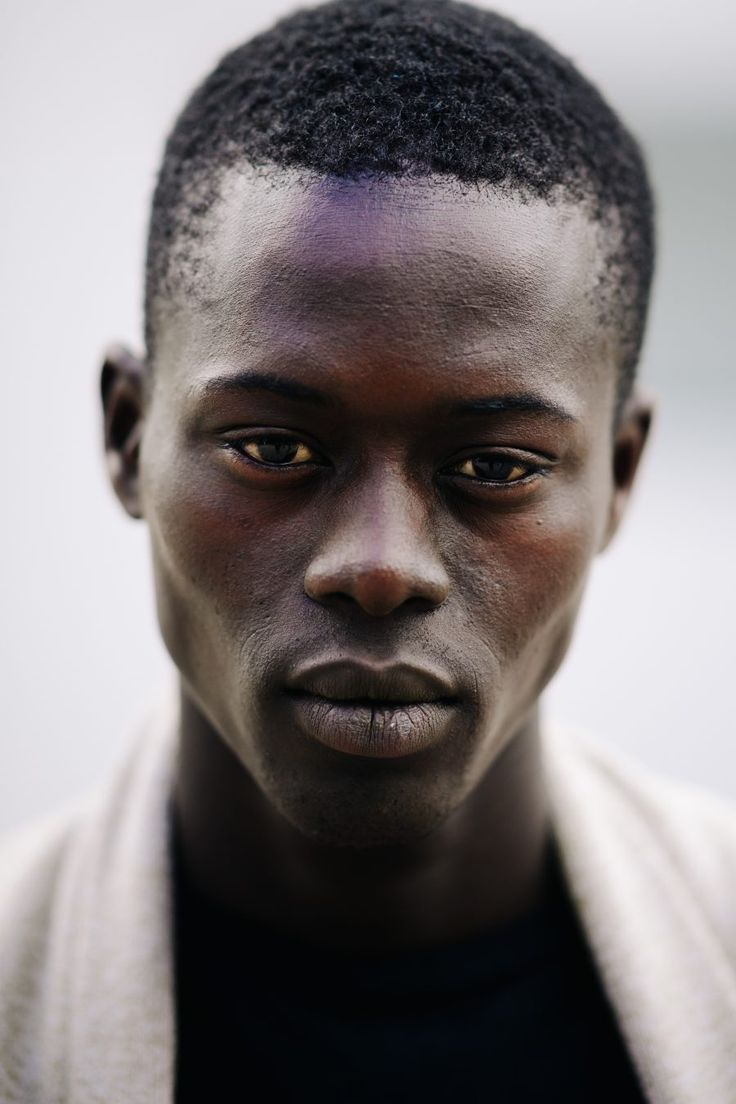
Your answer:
(258, 438), (299, 464)
(473, 457), (514, 480)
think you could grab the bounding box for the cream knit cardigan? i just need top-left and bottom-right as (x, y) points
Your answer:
(1, 696), (735, 1103)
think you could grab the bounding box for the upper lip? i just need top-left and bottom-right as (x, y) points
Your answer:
(285, 660), (459, 704)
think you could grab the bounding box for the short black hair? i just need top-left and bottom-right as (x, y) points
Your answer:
(145, 0), (655, 402)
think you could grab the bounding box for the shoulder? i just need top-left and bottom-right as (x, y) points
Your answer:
(0, 799), (93, 1100)
(545, 724), (736, 957)
(0, 690), (179, 1100)
(0, 797), (90, 944)
(548, 724), (736, 867)
(0, 690), (179, 953)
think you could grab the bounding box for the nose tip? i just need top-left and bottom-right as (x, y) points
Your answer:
(304, 558), (450, 617)
(304, 467), (451, 617)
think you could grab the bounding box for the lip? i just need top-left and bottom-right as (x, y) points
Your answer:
(286, 659), (458, 703)
(285, 659), (460, 759)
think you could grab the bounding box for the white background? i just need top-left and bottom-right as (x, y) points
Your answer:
(1, 0), (734, 830)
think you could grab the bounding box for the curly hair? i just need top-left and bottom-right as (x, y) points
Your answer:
(145, 0), (655, 400)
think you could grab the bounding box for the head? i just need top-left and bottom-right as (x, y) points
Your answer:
(102, 0), (654, 848)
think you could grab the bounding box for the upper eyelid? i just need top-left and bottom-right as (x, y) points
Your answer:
(225, 431), (554, 472)
(228, 429), (315, 446)
(227, 429), (310, 442)
(445, 445), (556, 465)
(229, 432), (322, 466)
(443, 463), (543, 485)
(443, 453), (548, 473)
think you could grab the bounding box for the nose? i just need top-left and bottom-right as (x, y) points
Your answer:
(304, 468), (450, 617)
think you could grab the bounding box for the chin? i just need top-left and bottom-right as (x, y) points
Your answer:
(265, 770), (462, 850)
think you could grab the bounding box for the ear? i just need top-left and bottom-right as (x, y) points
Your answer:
(100, 343), (148, 519)
(600, 388), (654, 552)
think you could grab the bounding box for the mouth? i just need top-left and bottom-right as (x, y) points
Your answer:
(284, 660), (460, 759)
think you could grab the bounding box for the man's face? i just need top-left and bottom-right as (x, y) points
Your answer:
(111, 170), (647, 847)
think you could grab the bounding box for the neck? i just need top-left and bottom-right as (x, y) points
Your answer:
(173, 686), (550, 952)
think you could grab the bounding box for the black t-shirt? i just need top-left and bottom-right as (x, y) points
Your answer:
(173, 835), (647, 1103)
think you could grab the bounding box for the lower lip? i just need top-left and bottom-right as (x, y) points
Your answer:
(287, 692), (458, 760)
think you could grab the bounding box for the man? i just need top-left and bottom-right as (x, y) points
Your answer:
(1, 0), (735, 1100)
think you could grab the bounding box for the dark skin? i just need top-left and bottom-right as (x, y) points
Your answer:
(102, 170), (651, 952)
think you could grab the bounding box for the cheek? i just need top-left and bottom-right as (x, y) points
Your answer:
(141, 442), (309, 677)
(457, 493), (603, 671)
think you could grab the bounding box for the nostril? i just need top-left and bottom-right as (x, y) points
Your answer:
(305, 561), (449, 617)
(404, 592), (446, 614)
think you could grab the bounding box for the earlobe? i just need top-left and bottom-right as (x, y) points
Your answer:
(100, 344), (148, 520)
(600, 389), (654, 551)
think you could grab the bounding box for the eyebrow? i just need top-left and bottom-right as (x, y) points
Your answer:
(195, 372), (576, 422)
(448, 394), (577, 422)
(195, 372), (335, 407)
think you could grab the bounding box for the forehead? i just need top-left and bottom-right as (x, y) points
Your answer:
(155, 167), (615, 407)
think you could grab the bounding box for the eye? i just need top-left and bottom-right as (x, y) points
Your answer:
(451, 454), (539, 483)
(238, 434), (318, 467)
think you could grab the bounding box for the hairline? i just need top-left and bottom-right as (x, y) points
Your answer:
(146, 159), (633, 420)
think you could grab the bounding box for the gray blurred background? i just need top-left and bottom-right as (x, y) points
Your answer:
(1, 0), (734, 831)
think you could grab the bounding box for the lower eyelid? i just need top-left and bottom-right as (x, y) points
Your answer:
(225, 433), (317, 463)
(221, 437), (553, 483)
(449, 457), (540, 474)
(223, 441), (324, 472)
(456, 461), (534, 481)
(245, 443), (314, 464)
(442, 466), (549, 489)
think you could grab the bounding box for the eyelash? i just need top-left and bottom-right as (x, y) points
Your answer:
(446, 455), (546, 487)
(224, 433), (550, 487)
(226, 433), (324, 470)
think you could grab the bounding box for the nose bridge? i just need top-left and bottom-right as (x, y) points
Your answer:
(304, 462), (450, 616)
(352, 462), (424, 560)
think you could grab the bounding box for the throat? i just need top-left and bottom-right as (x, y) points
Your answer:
(173, 688), (549, 952)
